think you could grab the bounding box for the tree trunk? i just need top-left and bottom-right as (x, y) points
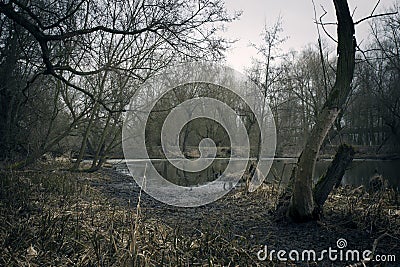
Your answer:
(288, 108), (340, 221)
(287, 0), (356, 222)
(72, 101), (99, 170)
(90, 113), (112, 170)
(11, 116), (83, 169)
(313, 144), (355, 216)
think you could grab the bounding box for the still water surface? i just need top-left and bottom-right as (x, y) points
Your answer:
(110, 158), (400, 190)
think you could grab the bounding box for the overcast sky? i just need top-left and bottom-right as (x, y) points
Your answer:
(221, 0), (395, 71)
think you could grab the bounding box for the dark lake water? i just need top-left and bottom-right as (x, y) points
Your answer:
(110, 158), (400, 191)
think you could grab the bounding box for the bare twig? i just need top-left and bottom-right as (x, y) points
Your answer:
(312, 0), (329, 99)
(371, 0), (381, 16)
(319, 6), (338, 44)
(355, 11), (398, 25)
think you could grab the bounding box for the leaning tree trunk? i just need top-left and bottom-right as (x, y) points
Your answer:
(288, 0), (356, 222)
(288, 109), (340, 221)
(313, 144), (355, 217)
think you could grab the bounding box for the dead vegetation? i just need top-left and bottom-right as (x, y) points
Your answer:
(0, 164), (399, 266)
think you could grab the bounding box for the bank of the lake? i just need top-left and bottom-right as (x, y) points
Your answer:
(0, 164), (399, 266)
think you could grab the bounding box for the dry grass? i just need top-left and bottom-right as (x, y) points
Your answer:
(0, 167), (261, 266)
(0, 164), (399, 266)
(324, 185), (400, 235)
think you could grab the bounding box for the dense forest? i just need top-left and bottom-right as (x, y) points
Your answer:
(0, 0), (399, 167)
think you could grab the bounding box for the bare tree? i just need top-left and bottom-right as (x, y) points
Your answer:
(247, 17), (286, 158)
(368, 4), (400, 147)
(287, 0), (356, 222)
(0, 0), (237, 167)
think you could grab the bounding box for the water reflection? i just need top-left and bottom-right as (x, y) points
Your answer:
(112, 158), (400, 190)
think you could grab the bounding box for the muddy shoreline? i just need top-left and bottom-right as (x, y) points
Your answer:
(93, 168), (400, 266)
(1, 167), (399, 266)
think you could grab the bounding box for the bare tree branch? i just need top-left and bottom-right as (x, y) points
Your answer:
(355, 11), (398, 25)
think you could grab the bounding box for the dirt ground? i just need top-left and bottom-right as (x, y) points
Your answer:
(93, 169), (400, 266)
(0, 166), (399, 266)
